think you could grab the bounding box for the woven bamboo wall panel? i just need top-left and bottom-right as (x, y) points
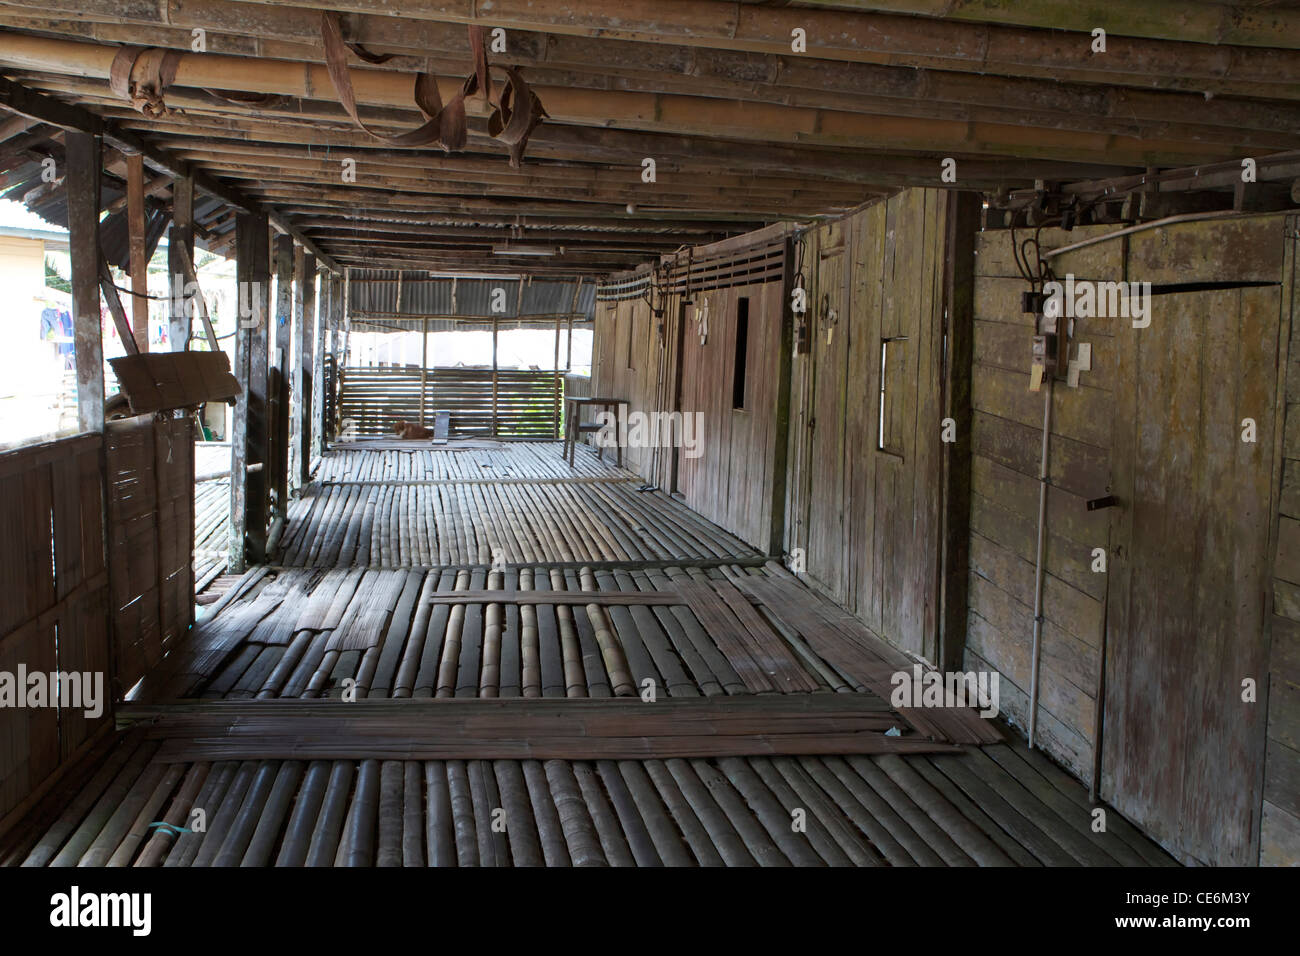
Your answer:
(0, 434), (110, 822)
(106, 415), (195, 695)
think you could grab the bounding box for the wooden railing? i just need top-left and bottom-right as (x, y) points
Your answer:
(338, 365), (563, 439)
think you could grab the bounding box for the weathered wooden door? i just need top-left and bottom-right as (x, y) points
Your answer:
(795, 192), (949, 660)
(1103, 284), (1280, 864)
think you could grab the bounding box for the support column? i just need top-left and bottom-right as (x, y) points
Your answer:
(126, 153), (149, 353)
(290, 244), (305, 482)
(297, 253), (316, 487)
(271, 234), (294, 521)
(419, 315), (429, 426)
(326, 272), (343, 442)
(491, 316), (499, 437)
(311, 272), (327, 460)
(66, 132), (103, 434)
(167, 176), (193, 351)
(937, 191), (981, 674)
(231, 211), (270, 571)
(767, 237), (797, 557)
(553, 314), (562, 440)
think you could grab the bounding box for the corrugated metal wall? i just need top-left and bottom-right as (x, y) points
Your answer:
(347, 271), (597, 332)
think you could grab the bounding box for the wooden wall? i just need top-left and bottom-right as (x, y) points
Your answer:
(106, 414), (195, 696)
(0, 434), (111, 826)
(966, 223), (1118, 783)
(677, 280), (784, 549)
(590, 295), (661, 481)
(589, 199), (1299, 865)
(591, 256), (788, 550)
(971, 214), (1295, 866)
(785, 189), (962, 665)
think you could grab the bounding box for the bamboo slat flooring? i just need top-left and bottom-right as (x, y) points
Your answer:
(280, 443), (747, 567)
(0, 729), (1174, 868)
(316, 442), (614, 482)
(0, 443), (1173, 866)
(277, 482), (750, 566)
(194, 477), (230, 593)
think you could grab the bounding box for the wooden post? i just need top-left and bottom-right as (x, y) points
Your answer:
(297, 253), (316, 486)
(491, 315), (500, 437)
(420, 315), (429, 425)
(290, 244), (305, 479)
(271, 233), (294, 520)
(668, 296), (688, 495)
(167, 176), (193, 351)
(311, 271), (327, 460)
(126, 153), (149, 353)
(767, 235), (797, 557)
(231, 211), (270, 571)
(553, 314), (562, 439)
(66, 132), (103, 434)
(327, 272), (344, 441)
(937, 191), (980, 674)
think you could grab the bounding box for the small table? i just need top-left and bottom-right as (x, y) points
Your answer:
(563, 396), (625, 467)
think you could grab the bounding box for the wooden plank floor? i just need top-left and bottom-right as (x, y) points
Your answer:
(1, 442), (1175, 867)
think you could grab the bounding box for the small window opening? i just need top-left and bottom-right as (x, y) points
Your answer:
(732, 297), (750, 410)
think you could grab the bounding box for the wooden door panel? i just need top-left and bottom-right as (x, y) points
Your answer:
(1104, 286), (1278, 865)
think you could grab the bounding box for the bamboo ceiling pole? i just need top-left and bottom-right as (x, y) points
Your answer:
(0, 32), (1247, 164)
(6, 5), (1300, 122)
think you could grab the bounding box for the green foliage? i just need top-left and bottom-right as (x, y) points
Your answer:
(44, 256), (71, 294)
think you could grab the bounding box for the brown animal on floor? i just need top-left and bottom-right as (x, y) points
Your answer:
(393, 420), (434, 440)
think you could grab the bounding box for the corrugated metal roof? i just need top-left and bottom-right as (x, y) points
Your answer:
(0, 158), (230, 269)
(348, 271), (596, 331)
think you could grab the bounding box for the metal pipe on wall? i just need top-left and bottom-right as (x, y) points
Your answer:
(1028, 376), (1054, 749)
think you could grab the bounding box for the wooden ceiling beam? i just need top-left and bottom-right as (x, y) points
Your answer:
(333, 254), (636, 271)
(0, 73), (343, 272)
(274, 206), (748, 234)
(208, 168), (860, 218)
(295, 221), (723, 244)
(158, 140), (878, 195)
(76, 90), (1130, 188)
(791, 0), (1300, 50)
(246, 185), (784, 223)
(300, 231), (704, 254)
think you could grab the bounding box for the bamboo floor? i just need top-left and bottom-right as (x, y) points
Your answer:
(2, 443), (1174, 867)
